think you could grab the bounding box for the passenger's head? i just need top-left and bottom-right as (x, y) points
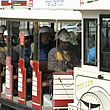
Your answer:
(24, 31), (31, 48)
(58, 28), (71, 51)
(3, 30), (8, 44)
(40, 26), (52, 45)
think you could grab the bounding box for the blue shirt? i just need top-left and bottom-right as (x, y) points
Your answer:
(88, 47), (96, 64)
(25, 46), (31, 64)
(40, 43), (52, 62)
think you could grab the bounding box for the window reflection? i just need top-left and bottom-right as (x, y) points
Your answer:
(101, 17), (110, 72)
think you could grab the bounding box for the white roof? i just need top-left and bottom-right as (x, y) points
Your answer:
(75, 0), (110, 11)
(0, 9), (82, 22)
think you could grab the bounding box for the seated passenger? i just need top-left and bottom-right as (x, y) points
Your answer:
(48, 28), (79, 73)
(30, 26), (55, 105)
(0, 29), (7, 65)
(12, 31), (32, 99)
(30, 26), (55, 87)
(39, 26), (55, 94)
(0, 30), (8, 92)
(30, 26), (55, 102)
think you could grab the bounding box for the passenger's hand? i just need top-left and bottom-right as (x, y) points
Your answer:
(27, 78), (32, 83)
(42, 81), (50, 87)
(30, 60), (33, 67)
(1, 72), (5, 76)
(13, 75), (18, 80)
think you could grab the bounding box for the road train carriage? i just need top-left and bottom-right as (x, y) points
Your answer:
(0, 0), (82, 110)
(68, 0), (110, 110)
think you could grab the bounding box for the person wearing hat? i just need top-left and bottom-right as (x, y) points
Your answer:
(48, 29), (80, 104)
(0, 30), (8, 65)
(12, 31), (32, 99)
(0, 30), (8, 64)
(30, 26), (54, 83)
(39, 26), (55, 62)
(48, 28), (79, 73)
(30, 26), (55, 104)
(39, 26), (56, 94)
(0, 30), (8, 93)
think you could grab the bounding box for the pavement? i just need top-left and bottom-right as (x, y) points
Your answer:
(0, 93), (53, 110)
(42, 94), (53, 110)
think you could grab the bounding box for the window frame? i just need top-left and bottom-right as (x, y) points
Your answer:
(83, 18), (97, 66)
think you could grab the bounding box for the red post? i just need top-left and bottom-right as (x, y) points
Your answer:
(5, 56), (13, 101)
(32, 61), (42, 110)
(18, 59), (26, 105)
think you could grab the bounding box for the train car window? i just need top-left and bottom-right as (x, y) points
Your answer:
(100, 15), (110, 72)
(84, 19), (97, 65)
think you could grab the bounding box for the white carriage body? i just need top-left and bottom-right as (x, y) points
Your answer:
(70, 0), (110, 110)
(0, 0), (81, 21)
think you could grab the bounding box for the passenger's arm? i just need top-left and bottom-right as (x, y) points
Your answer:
(48, 49), (57, 72)
(0, 47), (6, 65)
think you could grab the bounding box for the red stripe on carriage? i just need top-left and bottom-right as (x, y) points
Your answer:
(53, 99), (74, 107)
(80, 2), (84, 5)
(2, 3), (27, 6)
